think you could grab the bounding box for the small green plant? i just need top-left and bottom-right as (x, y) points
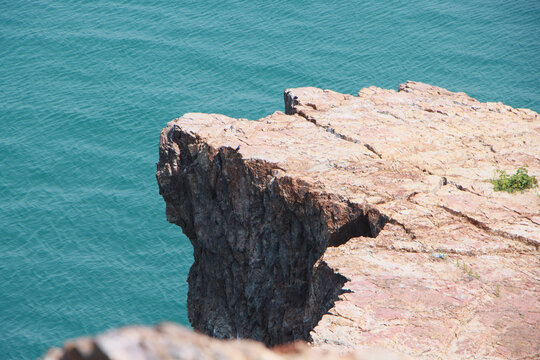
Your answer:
(491, 167), (538, 193)
(455, 259), (480, 280)
(495, 284), (501, 297)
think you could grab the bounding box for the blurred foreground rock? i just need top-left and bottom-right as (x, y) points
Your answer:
(42, 323), (408, 360)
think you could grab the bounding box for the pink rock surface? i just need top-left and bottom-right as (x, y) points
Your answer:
(156, 82), (539, 359)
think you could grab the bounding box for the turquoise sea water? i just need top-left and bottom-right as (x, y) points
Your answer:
(1, 1), (539, 358)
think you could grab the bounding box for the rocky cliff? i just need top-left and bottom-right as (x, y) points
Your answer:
(156, 82), (539, 359)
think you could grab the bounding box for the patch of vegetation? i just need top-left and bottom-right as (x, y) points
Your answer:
(491, 167), (538, 193)
(495, 284), (501, 298)
(456, 259), (480, 280)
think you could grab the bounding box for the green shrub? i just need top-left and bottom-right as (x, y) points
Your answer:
(491, 167), (538, 193)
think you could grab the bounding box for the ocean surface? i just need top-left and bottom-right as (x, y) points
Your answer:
(1, 1), (538, 358)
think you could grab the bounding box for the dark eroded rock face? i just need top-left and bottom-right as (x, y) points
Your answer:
(156, 128), (383, 345)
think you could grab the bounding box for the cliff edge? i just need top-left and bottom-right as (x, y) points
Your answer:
(156, 82), (539, 359)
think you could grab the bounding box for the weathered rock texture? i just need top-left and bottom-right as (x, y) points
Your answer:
(42, 323), (407, 360)
(156, 82), (539, 359)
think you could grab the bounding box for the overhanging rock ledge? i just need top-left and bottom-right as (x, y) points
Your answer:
(156, 81), (539, 359)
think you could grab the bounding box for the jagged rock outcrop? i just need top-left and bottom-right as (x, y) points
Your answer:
(157, 82), (539, 359)
(42, 323), (407, 360)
